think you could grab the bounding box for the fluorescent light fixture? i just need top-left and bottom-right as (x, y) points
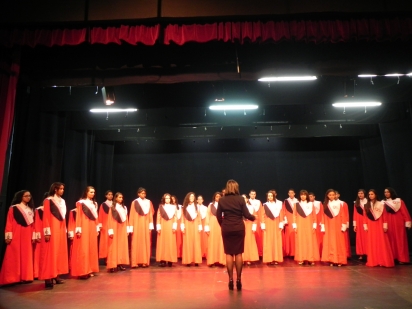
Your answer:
(209, 104), (258, 110)
(258, 76), (317, 82)
(332, 102), (381, 107)
(90, 108), (138, 113)
(384, 73), (404, 77)
(358, 74), (377, 77)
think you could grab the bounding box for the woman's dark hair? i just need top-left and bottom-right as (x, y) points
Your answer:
(323, 189), (335, 211)
(383, 187), (398, 200)
(225, 179), (240, 195)
(137, 187), (146, 195)
(355, 189), (367, 207)
(80, 186), (96, 203)
(160, 193), (171, 205)
(266, 190), (277, 202)
(105, 190), (113, 196)
(211, 192), (221, 203)
(11, 190), (35, 209)
(114, 192), (124, 206)
(183, 192), (196, 210)
(48, 182), (65, 196)
(365, 189), (379, 213)
(171, 195), (179, 205)
(299, 190), (309, 202)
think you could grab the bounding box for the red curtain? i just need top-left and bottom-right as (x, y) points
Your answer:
(0, 49), (20, 193)
(90, 25), (160, 45)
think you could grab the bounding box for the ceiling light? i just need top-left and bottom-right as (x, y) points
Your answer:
(258, 76), (317, 82)
(209, 104), (258, 110)
(90, 108), (138, 113)
(407, 73), (412, 76)
(358, 74), (377, 77)
(384, 74), (404, 77)
(332, 102), (381, 107)
(102, 86), (115, 105)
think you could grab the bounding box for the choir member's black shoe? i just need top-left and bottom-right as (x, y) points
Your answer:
(186, 264), (191, 267)
(53, 277), (65, 284)
(228, 279), (234, 290)
(194, 263), (199, 267)
(236, 279), (242, 291)
(79, 274), (90, 279)
(141, 264), (148, 268)
(167, 262), (173, 267)
(118, 265), (126, 271)
(159, 262), (166, 267)
(109, 268), (116, 273)
(45, 280), (53, 289)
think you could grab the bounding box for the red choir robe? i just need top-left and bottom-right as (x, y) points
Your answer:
(156, 204), (178, 263)
(98, 200), (111, 259)
(33, 206), (44, 279)
(250, 198), (263, 257)
(293, 201), (320, 263)
(364, 202), (394, 267)
(107, 204), (130, 269)
(313, 201), (324, 257)
(243, 204), (259, 263)
(321, 200), (348, 265)
(262, 200), (285, 264)
(205, 202), (225, 266)
(129, 197), (154, 266)
(199, 204), (208, 258)
(382, 198), (411, 263)
(339, 199), (351, 258)
(353, 198), (368, 256)
(71, 200), (99, 277)
(181, 203), (202, 265)
(283, 197), (298, 257)
(175, 205), (183, 258)
(0, 204), (35, 285)
(67, 209), (76, 270)
(39, 196), (68, 280)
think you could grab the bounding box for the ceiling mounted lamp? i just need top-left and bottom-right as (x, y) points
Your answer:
(384, 73), (405, 77)
(90, 108), (138, 113)
(358, 74), (378, 77)
(332, 102), (381, 107)
(102, 86), (115, 105)
(209, 104), (258, 110)
(258, 76), (317, 82)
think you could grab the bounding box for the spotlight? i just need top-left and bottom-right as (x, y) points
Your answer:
(102, 86), (115, 105)
(332, 102), (381, 107)
(258, 76), (317, 82)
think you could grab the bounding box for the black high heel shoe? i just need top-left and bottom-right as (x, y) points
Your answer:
(45, 279), (53, 289)
(53, 277), (64, 284)
(236, 279), (242, 291)
(118, 265), (126, 271)
(228, 279), (234, 290)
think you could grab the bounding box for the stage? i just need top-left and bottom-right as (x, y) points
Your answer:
(1, 257), (411, 309)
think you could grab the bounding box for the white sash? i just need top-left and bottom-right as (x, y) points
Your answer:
(250, 199), (261, 212)
(79, 199), (98, 219)
(246, 204), (254, 215)
(313, 201), (321, 214)
(105, 200), (113, 207)
(371, 201), (384, 220)
(198, 204), (208, 219)
(115, 203), (127, 222)
(51, 195), (67, 218)
(186, 203), (197, 220)
(137, 197), (151, 215)
(16, 204), (34, 225)
(287, 197), (298, 210)
(328, 200), (341, 217)
(163, 204), (176, 220)
(266, 200), (283, 218)
(298, 201), (313, 217)
(383, 198), (401, 212)
(176, 205), (182, 220)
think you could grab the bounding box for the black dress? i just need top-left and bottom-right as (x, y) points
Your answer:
(217, 194), (256, 255)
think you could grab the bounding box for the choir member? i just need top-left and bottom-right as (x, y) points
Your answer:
(321, 189), (347, 266)
(293, 190), (320, 265)
(107, 192), (130, 272)
(262, 190), (285, 265)
(181, 192), (202, 266)
(156, 193), (177, 267)
(205, 192), (225, 267)
(221, 189), (226, 196)
(33, 192), (48, 279)
(364, 189), (394, 267)
(39, 182), (68, 289)
(197, 195), (208, 258)
(98, 190), (113, 260)
(283, 189), (298, 257)
(129, 187), (155, 268)
(242, 194), (259, 265)
(382, 187), (411, 264)
(71, 186), (100, 279)
(353, 189), (368, 260)
(67, 208), (76, 271)
(309, 192), (324, 258)
(336, 191), (351, 258)
(0, 190), (35, 286)
(172, 195), (183, 259)
(249, 190), (263, 257)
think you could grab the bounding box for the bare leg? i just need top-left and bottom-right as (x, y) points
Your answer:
(234, 253), (243, 280)
(226, 254), (234, 280)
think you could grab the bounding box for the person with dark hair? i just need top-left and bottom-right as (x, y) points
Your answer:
(293, 190), (320, 266)
(217, 180), (255, 291)
(129, 187), (154, 268)
(0, 190), (35, 286)
(172, 195), (183, 259)
(33, 192), (49, 279)
(242, 194), (259, 266)
(71, 186), (100, 279)
(382, 187), (411, 264)
(321, 189), (347, 267)
(197, 195), (208, 259)
(283, 189), (298, 258)
(98, 190), (113, 260)
(309, 192), (324, 257)
(205, 192), (225, 267)
(156, 193), (177, 267)
(353, 189), (368, 261)
(364, 189), (394, 267)
(39, 182), (68, 289)
(335, 191), (351, 258)
(261, 190), (285, 266)
(181, 192), (202, 266)
(107, 192), (130, 272)
(249, 190), (263, 258)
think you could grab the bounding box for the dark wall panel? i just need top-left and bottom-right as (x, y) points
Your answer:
(88, 0), (157, 21)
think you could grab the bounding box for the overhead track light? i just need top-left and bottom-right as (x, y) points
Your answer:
(258, 76), (317, 82)
(332, 102), (381, 107)
(384, 73), (404, 77)
(102, 86), (116, 105)
(209, 104), (258, 110)
(90, 108), (138, 113)
(358, 75), (377, 77)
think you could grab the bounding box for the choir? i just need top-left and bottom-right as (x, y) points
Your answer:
(1, 185), (411, 289)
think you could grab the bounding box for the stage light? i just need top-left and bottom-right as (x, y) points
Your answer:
(258, 76), (317, 82)
(102, 86), (115, 105)
(90, 108), (138, 113)
(358, 74), (377, 77)
(209, 104), (258, 110)
(332, 102), (381, 107)
(384, 73), (404, 77)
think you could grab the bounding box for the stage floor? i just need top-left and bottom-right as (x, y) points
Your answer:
(1, 257), (412, 309)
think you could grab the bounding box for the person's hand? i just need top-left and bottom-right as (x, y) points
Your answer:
(69, 237), (73, 240)
(158, 230), (161, 234)
(76, 232), (81, 238)
(32, 239), (36, 244)
(45, 235), (51, 242)
(383, 227), (388, 233)
(354, 226), (357, 232)
(5, 239), (11, 244)
(36, 238), (41, 243)
(109, 234), (114, 238)
(206, 231), (209, 235)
